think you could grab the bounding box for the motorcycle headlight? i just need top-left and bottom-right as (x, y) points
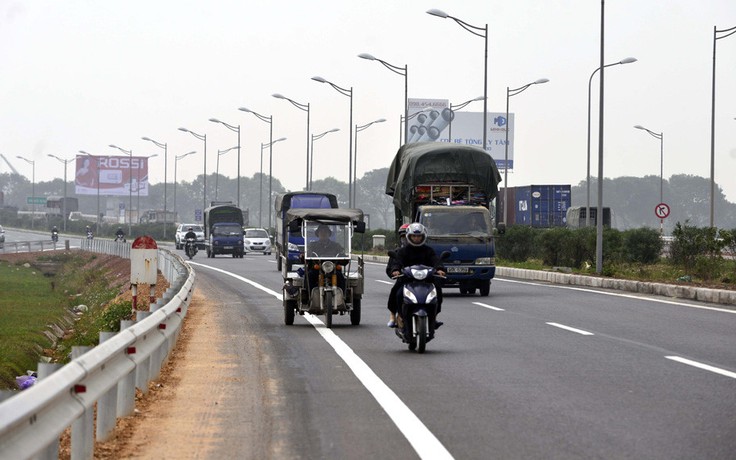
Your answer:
(410, 268), (429, 280)
(322, 261), (335, 274)
(403, 287), (418, 304)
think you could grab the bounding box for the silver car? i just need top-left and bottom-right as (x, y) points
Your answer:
(243, 228), (271, 255)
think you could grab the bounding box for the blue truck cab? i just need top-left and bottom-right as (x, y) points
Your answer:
(204, 204), (245, 258)
(274, 192), (338, 271)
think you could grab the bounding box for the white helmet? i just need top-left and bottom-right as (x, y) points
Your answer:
(406, 223), (427, 247)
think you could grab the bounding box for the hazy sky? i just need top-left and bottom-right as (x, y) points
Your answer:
(2, 1), (735, 205)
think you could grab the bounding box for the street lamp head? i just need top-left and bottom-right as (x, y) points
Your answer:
(208, 118), (221, 123)
(327, 128), (340, 133)
(620, 57), (638, 65)
(311, 76), (327, 83)
(274, 137), (287, 143)
(534, 78), (550, 85)
(109, 144), (117, 148)
(375, 118), (387, 123)
(272, 93), (285, 100)
(357, 53), (376, 61)
(141, 136), (152, 141)
(178, 127), (189, 133)
(426, 8), (448, 18)
(634, 125), (645, 130)
(238, 107), (252, 113)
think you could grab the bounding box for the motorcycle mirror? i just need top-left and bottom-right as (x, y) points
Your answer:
(440, 251), (451, 260)
(353, 221), (366, 233)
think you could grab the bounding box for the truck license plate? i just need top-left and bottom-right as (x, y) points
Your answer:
(447, 266), (469, 274)
(224, 246), (233, 250)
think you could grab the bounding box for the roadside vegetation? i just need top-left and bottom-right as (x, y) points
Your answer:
(0, 252), (132, 390)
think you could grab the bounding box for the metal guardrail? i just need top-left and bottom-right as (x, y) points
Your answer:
(0, 242), (195, 459)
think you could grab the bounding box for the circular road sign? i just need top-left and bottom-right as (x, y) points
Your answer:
(655, 203), (670, 219)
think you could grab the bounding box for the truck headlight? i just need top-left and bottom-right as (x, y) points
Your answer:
(475, 257), (495, 265)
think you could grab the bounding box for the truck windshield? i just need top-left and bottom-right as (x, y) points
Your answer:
(214, 224), (242, 236)
(421, 210), (489, 236)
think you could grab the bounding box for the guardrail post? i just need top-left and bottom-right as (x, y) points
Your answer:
(33, 362), (64, 460)
(71, 346), (94, 460)
(135, 312), (152, 393)
(95, 332), (117, 442)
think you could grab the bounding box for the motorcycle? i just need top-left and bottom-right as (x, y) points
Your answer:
(86, 230), (94, 240)
(184, 237), (198, 259)
(114, 234), (126, 243)
(389, 251), (448, 353)
(51, 230), (58, 243)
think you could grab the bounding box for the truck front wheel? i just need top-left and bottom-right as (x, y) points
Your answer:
(479, 280), (491, 296)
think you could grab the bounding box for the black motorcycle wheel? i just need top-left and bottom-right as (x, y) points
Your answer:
(350, 297), (361, 326)
(324, 291), (333, 328)
(417, 316), (427, 353)
(284, 299), (296, 325)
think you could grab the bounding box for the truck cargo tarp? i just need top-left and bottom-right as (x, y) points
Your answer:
(385, 142), (502, 212)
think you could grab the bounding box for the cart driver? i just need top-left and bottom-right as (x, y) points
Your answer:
(309, 224), (345, 257)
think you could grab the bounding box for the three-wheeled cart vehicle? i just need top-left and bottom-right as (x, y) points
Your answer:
(281, 208), (365, 327)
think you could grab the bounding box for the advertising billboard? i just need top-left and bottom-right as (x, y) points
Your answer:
(75, 155), (150, 196)
(407, 98), (515, 170)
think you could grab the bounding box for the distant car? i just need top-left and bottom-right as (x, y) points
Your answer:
(175, 224), (205, 249)
(243, 228), (272, 255)
(0, 225), (4, 248)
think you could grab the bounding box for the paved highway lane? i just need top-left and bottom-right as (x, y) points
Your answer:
(181, 252), (736, 459)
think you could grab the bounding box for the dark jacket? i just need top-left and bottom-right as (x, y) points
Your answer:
(388, 245), (444, 274)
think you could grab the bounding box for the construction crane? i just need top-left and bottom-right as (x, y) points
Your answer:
(0, 153), (19, 174)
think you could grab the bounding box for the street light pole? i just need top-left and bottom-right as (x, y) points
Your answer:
(272, 94), (310, 190)
(209, 118), (241, 207)
(503, 79), (549, 226)
(173, 151), (196, 221)
(16, 156), (35, 230)
(109, 144), (133, 235)
(358, 53), (408, 143)
(264, 137), (287, 229)
(142, 136), (169, 238)
(239, 107), (274, 225)
(137, 154), (158, 223)
(79, 150), (101, 227)
(215, 146), (238, 200)
(354, 118), (386, 207)
(310, 128), (340, 190)
(427, 9), (488, 151)
(709, 24), (736, 227)
(178, 128), (207, 213)
(586, 57), (637, 228)
(312, 76), (353, 204)
(48, 154), (74, 231)
(448, 96), (483, 143)
(596, 0), (606, 275)
(634, 125), (664, 234)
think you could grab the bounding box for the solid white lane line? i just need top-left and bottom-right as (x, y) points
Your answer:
(191, 262), (454, 460)
(376, 280), (393, 285)
(472, 302), (505, 311)
(665, 356), (736, 379)
(546, 322), (594, 336)
(496, 278), (736, 314)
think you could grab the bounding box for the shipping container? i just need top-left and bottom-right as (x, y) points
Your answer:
(495, 187), (516, 225)
(508, 184), (571, 228)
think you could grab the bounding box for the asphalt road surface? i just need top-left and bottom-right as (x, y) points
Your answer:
(173, 250), (736, 460)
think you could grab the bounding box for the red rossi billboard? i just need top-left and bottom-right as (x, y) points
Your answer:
(75, 155), (150, 196)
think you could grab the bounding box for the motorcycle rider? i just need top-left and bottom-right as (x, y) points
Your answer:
(85, 226), (93, 239)
(387, 222), (446, 328)
(51, 225), (59, 241)
(184, 226), (197, 244)
(306, 224), (346, 293)
(115, 227), (125, 242)
(386, 223), (410, 327)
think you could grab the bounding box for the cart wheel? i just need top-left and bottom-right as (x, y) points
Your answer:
(324, 291), (333, 328)
(284, 299), (296, 325)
